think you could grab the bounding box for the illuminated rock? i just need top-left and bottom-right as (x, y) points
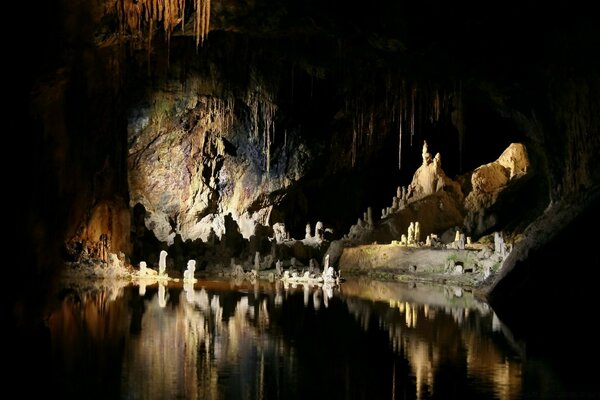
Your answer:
(494, 232), (507, 258)
(406, 142), (462, 202)
(315, 221), (324, 241)
(408, 222), (415, 245)
(273, 222), (288, 243)
(159, 250), (168, 276)
(183, 260), (197, 282)
(415, 222), (421, 244)
(305, 223), (312, 239)
(463, 143), (531, 236)
(138, 261), (158, 277)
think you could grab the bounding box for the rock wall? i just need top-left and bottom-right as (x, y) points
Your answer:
(127, 80), (312, 244)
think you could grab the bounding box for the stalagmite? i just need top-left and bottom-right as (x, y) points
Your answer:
(315, 221), (324, 241)
(183, 260), (197, 282)
(458, 234), (465, 250)
(305, 223), (312, 239)
(494, 232), (507, 258)
(414, 222), (421, 244)
(159, 250), (168, 275)
(407, 222), (415, 245)
(425, 235), (432, 246)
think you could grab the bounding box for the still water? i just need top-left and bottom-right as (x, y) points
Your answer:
(45, 278), (590, 399)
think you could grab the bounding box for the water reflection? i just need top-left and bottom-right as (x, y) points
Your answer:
(48, 278), (528, 399)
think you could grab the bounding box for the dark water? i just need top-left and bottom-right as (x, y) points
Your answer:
(41, 278), (597, 400)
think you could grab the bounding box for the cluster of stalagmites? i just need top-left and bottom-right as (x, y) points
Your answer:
(324, 140), (528, 284)
(67, 140), (526, 286)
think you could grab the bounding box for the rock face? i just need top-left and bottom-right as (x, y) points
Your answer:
(464, 143), (529, 212)
(128, 87), (312, 244)
(463, 143), (531, 236)
(407, 142), (463, 202)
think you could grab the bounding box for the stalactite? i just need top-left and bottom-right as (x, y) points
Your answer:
(116, 0), (209, 50)
(410, 85), (416, 146)
(195, 0), (211, 47)
(246, 87), (277, 173)
(398, 108), (403, 170)
(351, 127), (357, 167)
(452, 82), (465, 173)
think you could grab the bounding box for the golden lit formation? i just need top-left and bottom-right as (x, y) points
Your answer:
(116, 0), (211, 47)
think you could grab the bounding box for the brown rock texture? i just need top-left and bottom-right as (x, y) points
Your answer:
(464, 143), (529, 212)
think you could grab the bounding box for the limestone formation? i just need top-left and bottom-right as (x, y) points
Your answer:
(305, 223), (312, 239)
(401, 234), (407, 245)
(458, 234), (465, 250)
(309, 258), (320, 273)
(159, 250), (168, 275)
(464, 143), (530, 214)
(406, 142), (463, 202)
(323, 254), (330, 271)
(183, 260), (197, 282)
(407, 222), (415, 244)
(367, 207), (373, 226)
(494, 232), (507, 258)
(315, 221), (324, 241)
(414, 222), (421, 244)
(140, 261), (147, 275)
(275, 259), (283, 276)
(273, 222), (288, 243)
(422, 140), (432, 165)
(425, 235), (432, 246)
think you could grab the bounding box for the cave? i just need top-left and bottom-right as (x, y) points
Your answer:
(10, 0), (600, 398)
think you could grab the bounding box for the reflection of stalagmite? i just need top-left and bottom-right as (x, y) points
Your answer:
(158, 283), (167, 308)
(139, 282), (147, 296)
(303, 284), (310, 306)
(274, 280), (283, 306)
(323, 284), (333, 308)
(313, 289), (321, 310)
